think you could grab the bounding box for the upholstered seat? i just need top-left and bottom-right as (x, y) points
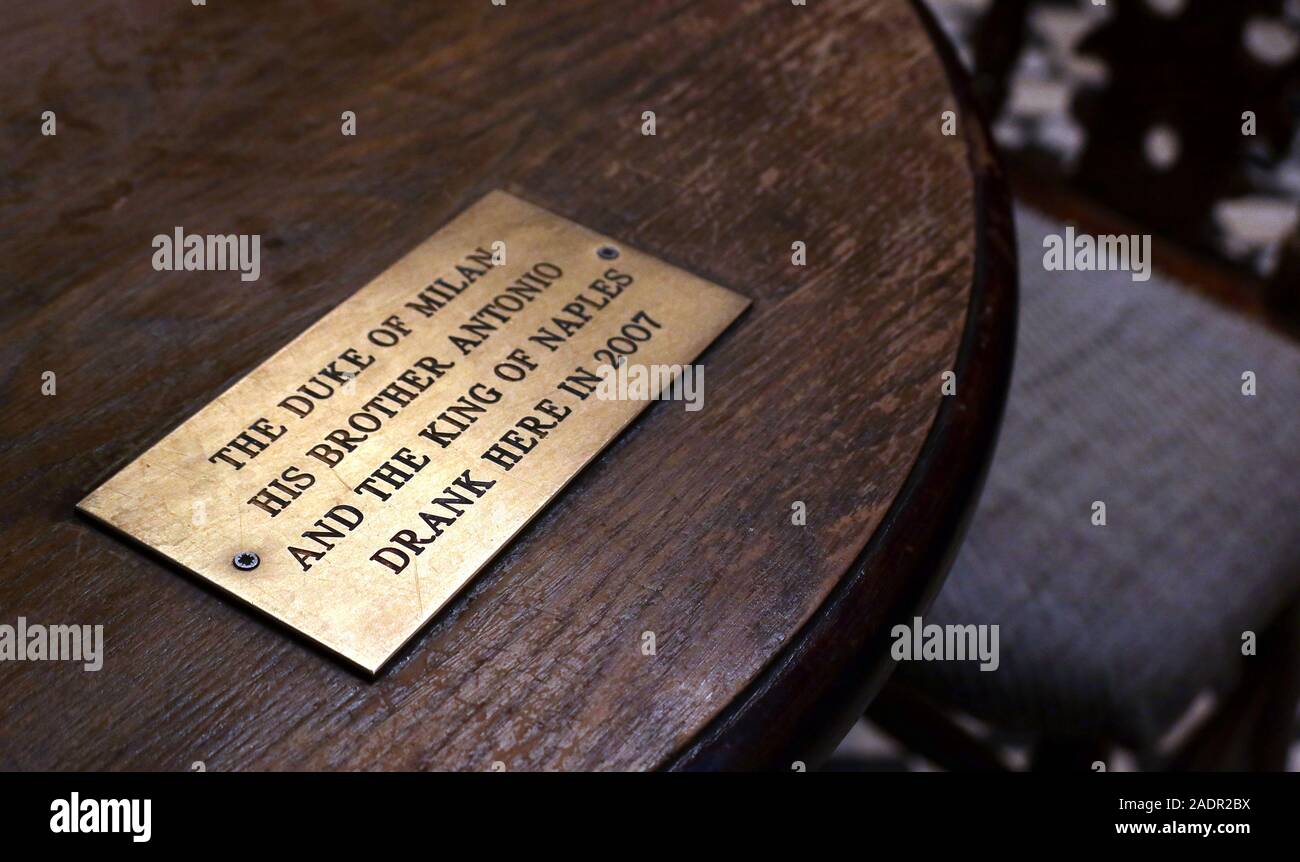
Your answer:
(903, 205), (1300, 748)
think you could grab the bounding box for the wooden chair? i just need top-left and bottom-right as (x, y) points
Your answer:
(858, 204), (1300, 772)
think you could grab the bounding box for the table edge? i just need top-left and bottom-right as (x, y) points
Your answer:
(665, 0), (1020, 771)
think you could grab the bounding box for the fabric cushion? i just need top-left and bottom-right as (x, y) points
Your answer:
(902, 204), (1300, 747)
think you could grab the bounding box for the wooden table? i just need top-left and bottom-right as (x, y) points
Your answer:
(0, 0), (1015, 770)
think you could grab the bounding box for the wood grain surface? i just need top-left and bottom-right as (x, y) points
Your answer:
(0, 0), (1011, 770)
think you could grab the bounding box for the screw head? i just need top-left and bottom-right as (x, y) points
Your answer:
(596, 245), (620, 260)
(232, 551), (260, 571)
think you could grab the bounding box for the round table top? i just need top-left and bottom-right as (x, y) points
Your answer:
(0, 0), (1014, 769)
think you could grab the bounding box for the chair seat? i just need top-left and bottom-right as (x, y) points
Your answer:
(902, 205), (1300, 747)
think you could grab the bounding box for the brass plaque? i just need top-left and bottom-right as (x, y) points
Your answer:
(79, 191), (748, 673)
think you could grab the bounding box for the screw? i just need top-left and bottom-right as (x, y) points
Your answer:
(596, 245), (620, 260)
(232, 551), (260, 571)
